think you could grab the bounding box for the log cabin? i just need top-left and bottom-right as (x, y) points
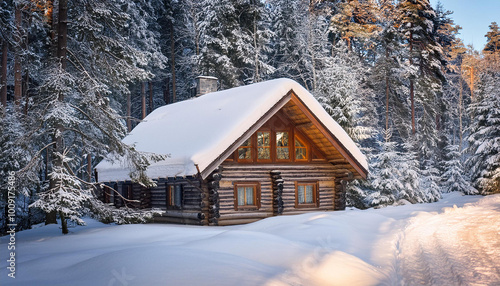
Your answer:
(95, 77), (368, 226)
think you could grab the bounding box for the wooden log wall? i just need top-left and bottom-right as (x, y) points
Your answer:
(109, 177), (207, 225)
(206, 168), (222, 226)
(218, 163), (338, 225)
(271, 170), (284, 215)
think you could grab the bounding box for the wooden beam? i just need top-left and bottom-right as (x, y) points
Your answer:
(200, 92), (292, 179)
(290, 93), (368, 179)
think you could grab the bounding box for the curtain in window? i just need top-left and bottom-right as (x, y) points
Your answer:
(298, 185), (305, 203)
(305, 185), (313, 203)
(174, 185), (182, 206)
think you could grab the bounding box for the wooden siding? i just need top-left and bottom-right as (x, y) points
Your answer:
(217, 162), (338, 225)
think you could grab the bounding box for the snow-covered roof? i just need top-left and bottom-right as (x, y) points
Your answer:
(95, 78), (368, 182)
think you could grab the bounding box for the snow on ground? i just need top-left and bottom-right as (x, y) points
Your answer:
(1, 192), (499, 286)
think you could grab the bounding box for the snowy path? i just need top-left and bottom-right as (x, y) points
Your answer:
(397, 199), (500, 285)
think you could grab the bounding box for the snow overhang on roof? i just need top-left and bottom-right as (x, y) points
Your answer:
(95, 78), (368, 182)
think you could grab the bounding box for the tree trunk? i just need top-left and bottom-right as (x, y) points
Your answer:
(47, 0), (69, 228)
(459, 68), (463, 151)
(141, 82), (146, 119)
(409, 30), (416, 135)
(164, 76), (170, 105)
(57, 0), (68, 70)
(14, 4), (22, 108)
(59, 211), (68, 234)
(470, 66), (474, 100)
(23, 15), (32, 115)
(0, 41), (7, 107)
(170, 23), (176, 103)
(87, 154), (92, 182)
(126, 92), (131, 132)
(385, 47), (390, 137)
(253, 10), (259, 83)
(148, 81), (153, 113)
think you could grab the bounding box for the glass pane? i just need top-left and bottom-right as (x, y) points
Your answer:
(305, 185), (314, 203)
(258, 147), (270, 159)
(174, 185), (182, 206)
(276, 132), (289, 147)
(298, 185), (305, 204)
(245, 187), (254, 205)
(237, 187), (245, 206)
(238, 147), (251, 159)
(295, 138), (305, 147)
(296, 148), (307, 160)
(257, 132), (270, 160)
(277, 147), (289, 160)
(257, 132), (270, 146)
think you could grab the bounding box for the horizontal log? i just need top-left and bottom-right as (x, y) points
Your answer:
(161, 211), (204, 220)
(217, 218), (262, 226)
(153, 216), (202, 225)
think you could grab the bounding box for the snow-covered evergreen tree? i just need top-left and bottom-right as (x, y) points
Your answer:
(396, 141), (421, 203)
(441, 145), (476, 194)
(365, 133), (404, 207)
(465, 68), (500, 194)
(25, 0), (168, 233)
(0, 107), (41, 232)
(315, 42), (374, 142)
(269, 0), (311, 87)
(197, 0), (273, 88)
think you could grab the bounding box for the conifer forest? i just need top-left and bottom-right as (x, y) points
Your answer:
(0, 0), (499, 233)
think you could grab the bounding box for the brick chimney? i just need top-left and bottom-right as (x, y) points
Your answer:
(195, 76), (218, 97)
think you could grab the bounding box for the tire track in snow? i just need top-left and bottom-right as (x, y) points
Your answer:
(397, 201), (500, 285)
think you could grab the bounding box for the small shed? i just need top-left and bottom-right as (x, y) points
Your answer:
(95, 78), (368, 226)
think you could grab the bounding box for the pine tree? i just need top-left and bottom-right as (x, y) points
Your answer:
(371, 0), (411, 140)
(441, 145), (475, 194)
(330, 0), (380, 52)
(465, 68), (500, 194)
(483, 22), (500, 56)
(315, 42), (374, 141)
(0, 107), (41, 232)
(269, 0), (311, 87)
(197, 0), (272, 88)
(28, 0), (167, 233)
(398, 0), (446, 139)
(366, 133), (404, 207)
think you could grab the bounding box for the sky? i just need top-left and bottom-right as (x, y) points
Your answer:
(429, 0), (500, 51)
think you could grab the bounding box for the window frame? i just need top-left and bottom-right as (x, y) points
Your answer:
(233, 182), (261, 211)
(256, 130), (272, 162)
(295, 181), (319, 208)
(166, 184), (183, 210)
(275, 130), (291, 162)
(237, 137), (254, 162)
(294, 134), (309, 162)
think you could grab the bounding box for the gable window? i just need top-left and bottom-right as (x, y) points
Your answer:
(167, 184), (183, 209)
(295, 182), (318, 207)
(276, 131), (290, 160)
(295, 136), (308, 161)
(238, 138), (252, 161)
(234, 182), (260, 210)
(257, 131), (271, 160)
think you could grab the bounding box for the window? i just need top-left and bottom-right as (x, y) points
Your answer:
(276, 131), (290, 160)
(167, 185), (183, 208)
(238, 138), (252, 161)
(295, 182), (318, 207)
(124, 184), (134, 208)
(235, 128), (314, 163)
(295, 136), (307, 160)
(257, 131), (271, 160)
(234, 182), (260, 210)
